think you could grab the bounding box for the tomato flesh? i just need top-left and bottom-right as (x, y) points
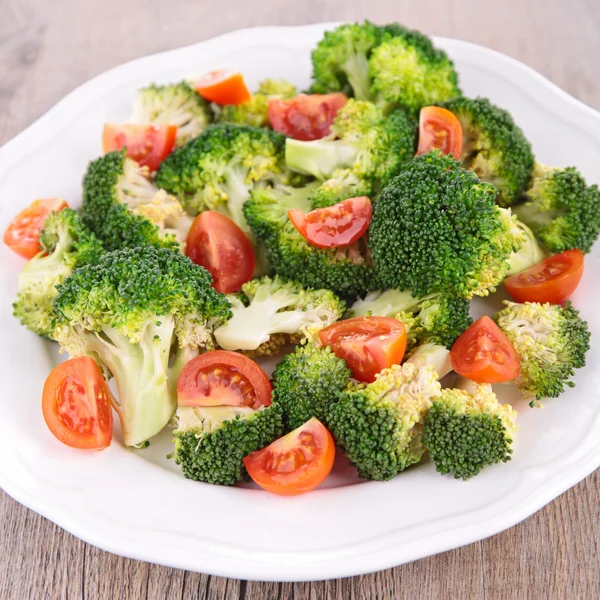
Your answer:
(195, 69), (251, 105)
(268, 93), (347, 141)
(504, 249), (584, 304)
(319, 317), (407, 383)
(42, 357), (113, 450)
(288, 196), (372, 249)
(186, 211), (255, 294)
(243, 418), (335, 496)
(4, 198), (68, 259)
(177, 350), (272, 409)
(102, 123), (177, 171)
(417, 106), (463, 158)
(451, 316), (520, 383)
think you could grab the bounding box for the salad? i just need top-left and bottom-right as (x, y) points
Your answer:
(4, 21), (597, 496)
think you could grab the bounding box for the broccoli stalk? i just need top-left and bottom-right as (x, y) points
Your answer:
(405, 343), (452, 379)
(53, 246), (232, 447)
(506, 219), (548, 277)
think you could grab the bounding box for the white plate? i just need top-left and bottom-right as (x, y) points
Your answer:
(1, 23), (600, 582)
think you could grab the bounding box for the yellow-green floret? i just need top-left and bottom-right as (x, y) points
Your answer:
(328, 363), (442, 480)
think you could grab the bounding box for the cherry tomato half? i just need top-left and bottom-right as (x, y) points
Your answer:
(288, 196), (372, 249)
(450, 316), (520, 383)
(268, 93), (347, 141)
(194, 69), (251, 105)
(102, 123), (177, 172)
(243, 418), (335, 496)
(185, 211), (255, 294)
(504, 249), (584, 305)
(42, 357), (113, 450)
(4, 198), (68, 259)
(177, 350), (272, 409)
(318, 317), (407, 383)
(416, 106), (463, 158)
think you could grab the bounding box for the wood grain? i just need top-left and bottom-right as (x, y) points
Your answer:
(1, 0), (600, 598)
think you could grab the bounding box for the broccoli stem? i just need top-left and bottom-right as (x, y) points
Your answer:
(405, 343), (452, 379)
(514, 202), (557, 231)
(168, 344), (199, 399)
(506, 220), (548, 277)
(343, 53), (371, 101)
(285, 138), (358, 179)
(17, 232), (72, 291)
(87, 317), (176, 447)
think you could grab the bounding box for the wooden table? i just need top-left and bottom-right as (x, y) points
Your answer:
(1, 0), (599, 598)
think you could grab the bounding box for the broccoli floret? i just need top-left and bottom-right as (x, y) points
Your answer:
(13, 209), (104, 338)
(172, 405), (283, 485)
(348, 289), (472, 350)
(272, 344), (351, 430)
(404, 343), (453, 379)
(328, 363), (442, 480)
(369, 27), (461, 115)
(244, 186), (379, 296)
(495, 301), (590, 405)
(131, 82), (212, 146)
(506, 218), (548, 277)
(285, 100), (416, 188)
(52, 246), (232, 447)
(213, 275), (344, 354)
(438, 97), (534, 207)
(217, 78), (297, 127)
(310, 21), (381, 100)
(81, 151), (191, 252)
(308, 168), (372, 210)
(155, 124), (291, 234)
(423, 380), (517, 480)
(514, 163), (600, 253)
(369, 151), (525, 298)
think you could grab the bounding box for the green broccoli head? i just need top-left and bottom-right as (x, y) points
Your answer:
(53, 246), (232, 447)
(438, 97), (534, 206)
(81, 151), (191, 252)
(213, 275), (345, 354)
(369, 28), (461, 115)
(217, 78), (297, 128)
(423, 382), (517, 480)
(495, 301), (590, 405)
(308, 169), (373, 210)
(514, 163), (600, 254)
(272, 344), (351, 430)
(173, 405), (283, 485)
(13, 209), (104, 338)
(285, 100), (417, 186)
(132, 81), (212, 146)
(310, 21), (381, 100)
(244, 186), (379, 296)
(328, 363), (442, 480)
(369, 151), (525, 298)
(155, 124), (290, 233)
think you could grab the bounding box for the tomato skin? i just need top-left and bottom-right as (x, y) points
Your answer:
(4, 198), (68, 259)
(195, 69), (251, 105)
(243, 418), (335, 496)
(268, 93), (347, 141)
(504, 249), (584, 305)
(451, 316), (520, 384)
(102, 123), (177, 171)
(42, 357), (113, 450)
(185, 211), (255, 294)
(319, 317), (407, 383)
(417, 106), (463, 158)
(288, 196), (372, 249)
(177, 350), (272, 409)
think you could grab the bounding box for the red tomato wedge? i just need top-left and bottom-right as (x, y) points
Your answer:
(319, 317), (407, 383)
(288, 196), (372, 249)
(504, 249), (584, 305)
(451, 316), (520, 384)
(42, 357), (113, 450)
(177, 350), (272, 409)
(102, 123), (177, 171)
(268, 93), (347, 141)
(4, 198), (68, 259)
(243, 418), (335, 496)
(194, 69), (251, 105)
(185, 211), (255, 294)
(417, 106), (463, 158)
